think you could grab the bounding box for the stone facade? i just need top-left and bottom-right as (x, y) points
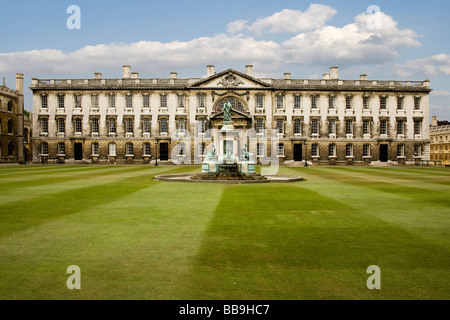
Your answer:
(430, 116), (450, 165)
(31, 65), (431, 165)
(0, 74), (25, 163)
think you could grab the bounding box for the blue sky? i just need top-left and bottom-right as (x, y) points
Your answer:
(0, 0), (449, 120)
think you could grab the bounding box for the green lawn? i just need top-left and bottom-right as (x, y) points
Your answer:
(0, 165), (449, 300)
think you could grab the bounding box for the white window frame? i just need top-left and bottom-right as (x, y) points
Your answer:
(108, 143), (116, 156)
(91, 142), (99, 156)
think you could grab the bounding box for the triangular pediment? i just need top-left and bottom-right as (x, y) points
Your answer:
(189, 69), (271, 89)
(210, 109), (252, 119)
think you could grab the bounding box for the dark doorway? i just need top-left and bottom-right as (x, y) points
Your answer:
(294, 144), (303, 161)
(74, 143), (83, 160)
(160, 142), (169, 161)
(380, 144), (388, 162)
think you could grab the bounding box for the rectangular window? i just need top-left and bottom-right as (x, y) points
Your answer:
(178, 142), (185, 156)
(257, 143), (264, 157)
(311, 144), (319, 157)
(256, 95), (264, 109)
(160, 118), (168, 134)
(143, 118), (151, 134)
(197, 119), (205, 134)
(143, 95), (150, 108)
(178, 95), (185, 108)
(41, 95), (48, 109)
(397, 97), (404, 110)
(57, 118), (65, 133)
(198, 94), (205, 108)
(414, 144), (422, 157)
(177, 119), (186, 133)
(294, 119), (302, 134)
(329, 144), (336, 157)
(328, 119), (336, 134)
(92, 142), (99, 156)
(276, 95), (284, 109)
(328, 95), (335, 109)
(57, 95), (65, 109)
(41, 142), (48, 155)
(160, 95), (167, 108)
(311, 119), (319, 135)
(91, 95), (98, 109)
(380, 120), (387, 135)
(125, 118), (134, 134)
(91, 118), (99, 134)
(311, 96), (317, 109)
(346, 96), (352, 109)
(397, 144), (404, 157)
(363, 144), (371, 157)
(58, 142), (65, 155)
(277, 143), (284, 156)
(363, 96), (369, 109)
(74, 95), (82, 108)
(75, 118), (82, 134)
(198, 142), (205, 156)
(126, 143), (134, 155)
(346, 120), (353, 135)
(276, 119), (284, 134)
(414, 121), (422, 135)
(126, 95), (133, 109)
(397, 120), (404, 135)
(143, 143), (151, 156)
(294, 95), (301, 109)
(363, 120), (371, 135)
(108, 94), (115, 108)
(346, 144), (353, 157)
(108, 118), (116, 134)
(109, 143), (116, 156)
(41, 118), (48, 133)
(380, 96), (387, 110)
(256, 119), (264, 134)
(414, 97), (421, 110)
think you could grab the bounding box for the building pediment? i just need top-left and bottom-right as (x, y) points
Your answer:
(210, 109), (252, 120)
(189, 69), (271, 89)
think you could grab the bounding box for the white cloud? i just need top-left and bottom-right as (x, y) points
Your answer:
(394, 54), (450, 77)
(0, 7), (423, 78)
(282, 12), (421, 65)
(244, 4), (337, 35)
(432, 90), (450, 97)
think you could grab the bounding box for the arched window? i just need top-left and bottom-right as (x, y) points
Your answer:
(215, 97), (246, 112)
(7, 141), (14, 156)
(7, 119), (13, 134)
(7, 101), (13, 112)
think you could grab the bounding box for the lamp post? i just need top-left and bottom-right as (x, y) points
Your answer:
(304, 141), (308, 167)
(155, 140), (159, 166)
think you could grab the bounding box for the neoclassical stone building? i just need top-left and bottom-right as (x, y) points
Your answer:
(0, 74), (25, 163)
(31, 65), (431, 165)
(430, 116), (450, 166)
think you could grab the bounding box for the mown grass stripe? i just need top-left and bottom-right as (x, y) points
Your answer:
(182, 182), (449, 299)
(0, 171), (223, 299)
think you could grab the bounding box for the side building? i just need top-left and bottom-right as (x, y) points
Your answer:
(30, 65), (431, 165)
(430, 116), (450, 166)
(0, 74), (25, 163)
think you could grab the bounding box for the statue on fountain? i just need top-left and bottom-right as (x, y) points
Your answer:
(222, 99), (232, 123)
(241, 144), (254, 162)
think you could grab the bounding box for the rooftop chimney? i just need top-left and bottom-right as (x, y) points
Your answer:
(94, 72), (102, 79)
(245, 65), (253, 77)
(123, 65), (131, 79)
(360, 74), (368, 81)
(323, 73), (330, 80)
(131, 72), (139, 79)
(170, 72), (177, 79)
(432, 116), (438, 127)
(284, 73), (291, 80)
(330, 66), (339, 80)
(207, 65), (215, 77)
(16, 73), (24, 95)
